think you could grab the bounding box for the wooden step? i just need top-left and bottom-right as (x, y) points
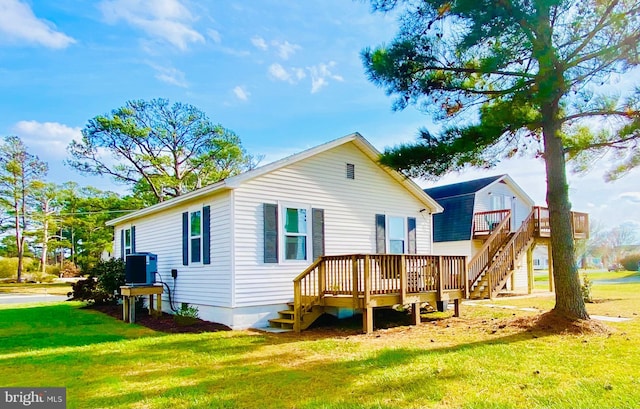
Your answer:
(268, 318), (295, 329)
(278, 310), (295, 317)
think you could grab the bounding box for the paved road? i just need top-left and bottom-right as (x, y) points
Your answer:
(0, 294), (69, 304)
(593, 275), (640, 285)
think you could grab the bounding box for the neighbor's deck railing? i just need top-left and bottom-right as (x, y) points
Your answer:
(473, 207), (589, 239)
(293, 254), (467, 332)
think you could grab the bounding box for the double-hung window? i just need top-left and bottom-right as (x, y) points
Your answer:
(181, 206), (210, 266)
(190, 210), (202, 263)
(124, 228), (132, 255)
(283, 207), (308, 261)
(388, 216), (405, 254)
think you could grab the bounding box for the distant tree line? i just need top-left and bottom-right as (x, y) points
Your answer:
(0, 98), (255, 281)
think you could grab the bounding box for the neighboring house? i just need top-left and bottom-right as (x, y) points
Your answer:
(425, 175), (589, 298)
(106, 133), (445, 330)
(533, 245), (549, 270)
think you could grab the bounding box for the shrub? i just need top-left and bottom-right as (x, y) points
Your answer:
(0, 257), (35, 279)
(174, 303), (199, 326)
(620, 253), (640, 272)
(68, 258), (125, 305)
(94, 258), (126, 297)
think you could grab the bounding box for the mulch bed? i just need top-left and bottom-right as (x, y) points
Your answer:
(87, 304), (231, 334)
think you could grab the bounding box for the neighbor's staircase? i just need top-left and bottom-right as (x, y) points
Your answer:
(468, 209), (536, 299)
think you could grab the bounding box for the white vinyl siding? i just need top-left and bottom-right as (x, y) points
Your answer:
(477, 183), (531, 232)
(113, 191), (233, 307)
(232, 142), (433, 308)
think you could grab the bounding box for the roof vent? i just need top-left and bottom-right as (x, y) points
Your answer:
(346, 163), (355, 179)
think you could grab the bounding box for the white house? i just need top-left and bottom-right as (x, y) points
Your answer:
(424, 175), (536, 294)
(107, 133), (444, 329)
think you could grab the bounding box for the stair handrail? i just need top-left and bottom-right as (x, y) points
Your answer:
(293, 257), (324, 332)
(468, 212), (512, 287)
(484, 209), (536, 297)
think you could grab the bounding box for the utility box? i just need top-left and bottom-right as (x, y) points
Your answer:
(125, 253), (157, 285)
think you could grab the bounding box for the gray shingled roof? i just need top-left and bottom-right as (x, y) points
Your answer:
(424, 175), (505, 242)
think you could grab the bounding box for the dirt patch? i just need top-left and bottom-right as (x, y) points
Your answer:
(510, 310), (612, 335)
(87, 304), (231, 334)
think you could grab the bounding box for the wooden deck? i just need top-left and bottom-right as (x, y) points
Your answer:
(292, 254), (467, 333)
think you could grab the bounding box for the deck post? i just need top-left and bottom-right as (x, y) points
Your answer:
(463, 256), (470, 299)
(437, 256), (444, 300)
(527, 246), (534, 294)
(411, 303), (421, 326)
(453, 299), (460, 317)
(400, 254), (407, 304)
(352, 255), (359, 309)
(293, 280), (302, 333)
(547, 244), (554, 292)
(318, 257), (325, 302)
(363, 306), (374, 334)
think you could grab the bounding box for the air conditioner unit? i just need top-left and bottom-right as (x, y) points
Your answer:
(125, 253), (157, 285)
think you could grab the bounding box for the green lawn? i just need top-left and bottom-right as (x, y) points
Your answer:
(1, 278), (639, 409)
(0, 282), (73, 296)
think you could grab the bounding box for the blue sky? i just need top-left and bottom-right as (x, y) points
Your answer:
(0, 0), (638, 231)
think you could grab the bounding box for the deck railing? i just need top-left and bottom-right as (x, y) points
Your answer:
(473, 209), (511, 236)
(533, 206), (589, 239)
(293, 254), (467, 332)
(473, 207), (589, 239)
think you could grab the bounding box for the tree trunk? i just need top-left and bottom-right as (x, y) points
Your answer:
(535, 3), (589, 321)
(543, 118), (589, 320)
(14, 207), (22, 283)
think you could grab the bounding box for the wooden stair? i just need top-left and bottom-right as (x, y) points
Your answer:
(468, 209), (536, 299)
(268, 303), (325, 331)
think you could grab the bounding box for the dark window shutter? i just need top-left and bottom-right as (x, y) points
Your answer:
(263, 203), (278, 263)
(312, 208), (325, 260)
(375, 214), (386, 254)
(120, 229), (125, 260)
(203, 206), (211, 265)
(131, 226), (136, 254)
(182, 212), (189, 266)
(407, 217), (417, 254)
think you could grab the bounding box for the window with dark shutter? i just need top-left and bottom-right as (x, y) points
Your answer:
(182, 212), (189, 266)
(131, 226), (136, 254)
(203, 206), (211, 265)
(312, 208), (325, 260)
(263, 203), (278, 263)
(120, 230), (125, 260)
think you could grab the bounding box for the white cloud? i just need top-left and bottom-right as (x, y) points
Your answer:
(268, 63), (306, 84)
(148, 64), (188, 87)
(12, 120), (81, 157)
(233, 86), (250, 101)
(308, 61), (344, 93)
(99, 0), (204, 51)
(0, 0), (75, 49)
(617, 192), (640, 203)
(206, 28), (221, 43)
(271, 40), (300, 60)
(251, 36), (268, 50)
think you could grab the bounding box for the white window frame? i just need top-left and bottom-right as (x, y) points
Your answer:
(189, 209), (202, 264)
(387, 215), (406, 254)
(124, 227), (132, 256)
(491, 194), (512, 211)
(279, 203), (312, 264)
